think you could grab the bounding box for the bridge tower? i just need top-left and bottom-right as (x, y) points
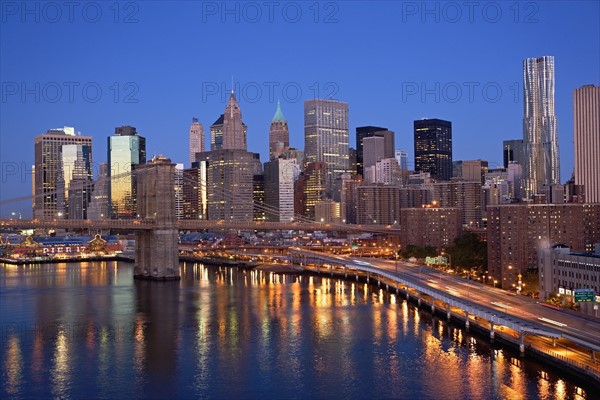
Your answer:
(134, 155), (180, 280)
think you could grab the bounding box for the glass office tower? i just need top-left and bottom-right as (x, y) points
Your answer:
(108, 126), (146, 218)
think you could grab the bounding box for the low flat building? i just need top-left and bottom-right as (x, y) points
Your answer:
(539, 244), (600, 317)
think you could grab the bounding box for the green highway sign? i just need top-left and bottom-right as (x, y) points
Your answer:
(573, 289), (595, 303)
(425, 256), (447, 265)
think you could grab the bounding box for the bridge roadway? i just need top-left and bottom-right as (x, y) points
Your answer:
(290, 248), (600, 354)
(0, 219), (399, 233)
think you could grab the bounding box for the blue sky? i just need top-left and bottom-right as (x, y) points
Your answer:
(1, 1), (599, 217)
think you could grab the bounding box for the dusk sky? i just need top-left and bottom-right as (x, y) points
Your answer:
(1, 1), (599, 217)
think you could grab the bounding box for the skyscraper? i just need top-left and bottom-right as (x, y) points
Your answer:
(181, 166), (204, 220)
(62, 144), (93, 219)
(522, 56), (560, 198)
(253, 174), (266, 222)
(264, 158), (299, 222)
(222, 91), (247, 150)
(269, 100), (289, 159)
(304, 99), (349, 197)
(362, 136), (386, 172)
(200, 90), (258, 221)
(414, 118), (452, 180)
(355, 126), (394, 176)
(348, 148), (357, 175)
(296, 161), (328, 220)
(199, 149), (261, 221)
(87, 163), (110, 220)
(189, 118), (204, 166)
(574, 84), (600, 203)
(210, 115), (224, 151)
(33, 127), (92, 220)
(174, 163), (184, 220)
(341, 173), (361, 224)
(503, 139), (524, 169)
(108, 125), (146, 219)
(395, 149), (408, 170)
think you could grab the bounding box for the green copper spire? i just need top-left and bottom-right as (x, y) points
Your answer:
(271, 100), (286, 123)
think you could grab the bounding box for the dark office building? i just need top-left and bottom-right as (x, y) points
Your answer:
(414, 119), (452, 181)
(503, 139), (524, 168)
(348, 147), (357, 175)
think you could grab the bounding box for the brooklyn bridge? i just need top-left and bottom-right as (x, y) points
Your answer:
(1, 155), (398, 279)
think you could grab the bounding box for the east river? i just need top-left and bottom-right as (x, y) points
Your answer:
(0, 261), (594, 399)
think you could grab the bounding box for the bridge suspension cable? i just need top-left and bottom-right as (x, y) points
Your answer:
(2, 162), (399, 235)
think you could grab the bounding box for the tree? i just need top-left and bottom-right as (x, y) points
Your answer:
(521, 268), (539, 294)
(445, 232), (487, 275)
(401, 244), (437, 259)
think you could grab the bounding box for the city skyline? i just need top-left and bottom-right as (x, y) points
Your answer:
(1, 2), (599, 217)
(3, 3), (600, 397)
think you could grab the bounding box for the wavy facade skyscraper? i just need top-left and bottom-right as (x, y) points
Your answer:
(522, 56), (560, 198)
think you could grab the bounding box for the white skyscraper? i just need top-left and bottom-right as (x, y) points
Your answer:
(264, 158), (299, 222)
(395, 149), (408, 170)
(522, 56), (560, 197)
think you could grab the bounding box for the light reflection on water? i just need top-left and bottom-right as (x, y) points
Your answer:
(0, 261), (595, 399)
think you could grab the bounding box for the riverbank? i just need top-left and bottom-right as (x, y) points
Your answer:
(179, 255), (259, 269)
(0, 255), (134, 265)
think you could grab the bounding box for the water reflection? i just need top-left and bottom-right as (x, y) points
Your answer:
(133, 279), (180, 398)
(51, 328), (71, 398)
(0, 261), (595, 399)
(4, 335), (22, 395)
